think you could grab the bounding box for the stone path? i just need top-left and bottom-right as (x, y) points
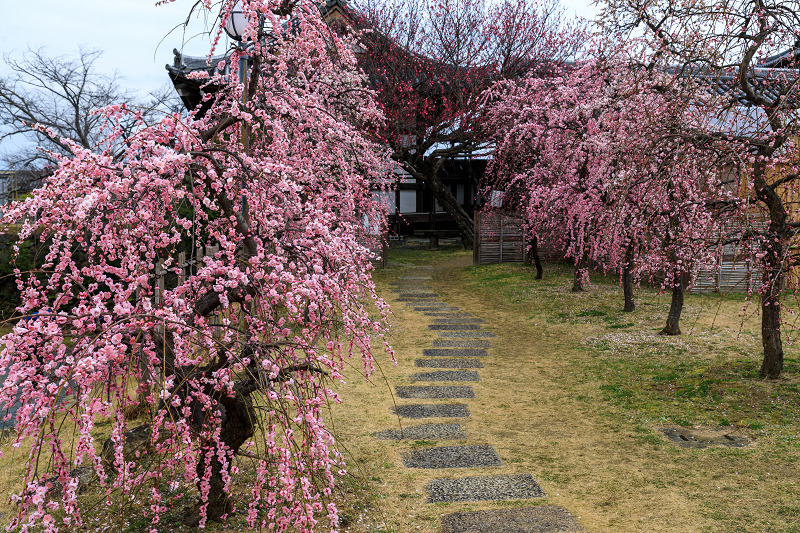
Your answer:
(374, 271), (582, 532)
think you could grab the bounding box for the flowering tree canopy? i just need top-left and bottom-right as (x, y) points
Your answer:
(349, 0), (584, 247)
(485, 57), (742, 331)
(600, 0), (800, 377)
(0, 0), (393, 530)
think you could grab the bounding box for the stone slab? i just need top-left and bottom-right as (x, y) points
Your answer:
(393, 404), (471, 419)
(429, 324), (484, 331)
(441, 506), (582, 533)
(398, 296), (439, 302)
(439, 331), (497, 338)
(423, 348), (489, 357)
(433, 318), (485, 324)
(389, 288), (433, 293)
(415, 358), (484, 369)
(662, 427), (750, 449)
(414, 307), (461, 312)
(373, 423), (466, 441)
(397, 276), (432, 280)
(426, 474), (547, 503)
(397, 293), (438, 298)
(424, 312), (473, 317)
(395, 386), (475, 399)
(410, 370), (480, 382)
(407, 302), (450, 308)
(403, 445), (502, 469)
(433, 340), (493, 348)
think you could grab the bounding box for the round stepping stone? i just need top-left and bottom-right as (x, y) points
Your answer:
(426, 474), (546, 503)
(395, 386), (475, 399)
(415, 358), (484, 369)
(433, 340), (492, 348)
(403, 445), (502, 469)
(423, 348), (489, 357)
(441, 506), (582, 533)
(433, 318), (485, 324)
(393, 404), (471, 418)
(373, 423), (466, 441)
(429, 324), (484, 330)
(409, 370), (480, 382)
(439, 331), (496, 338)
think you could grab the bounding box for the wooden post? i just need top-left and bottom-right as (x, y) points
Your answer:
(473, 211), (482, 265)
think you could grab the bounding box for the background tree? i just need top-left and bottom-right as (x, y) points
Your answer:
(0, 47), (178, 169)
(0, 0), (392, 529)
(600, 0), (800, 378)
(349, 0), (584, 247)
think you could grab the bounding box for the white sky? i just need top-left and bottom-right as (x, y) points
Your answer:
(1, 0), (601, 98)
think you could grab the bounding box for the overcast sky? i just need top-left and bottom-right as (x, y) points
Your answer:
(1, 0), (601, 99)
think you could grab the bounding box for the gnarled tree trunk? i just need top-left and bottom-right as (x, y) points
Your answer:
(425, 171), (474, 248)
(622, 244), (635, 312)
(659, 281), (683, 335)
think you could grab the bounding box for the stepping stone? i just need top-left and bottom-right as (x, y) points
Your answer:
(415, 358), (484, 369)
(407, 302), (450, 307)
(373, 423), (466, 441)
(426, 474), (546, 503)
(423, 348), (489, 357)
(439, 331), (496, 338)
(661, 427), (750, 449)
(409, 370), (480, 382)
(415, 306), (461, 312)
(398, 293), (438, 298)
(403, 445), (502, 469)
(441, 506), (582, 533)
(389, 288), (433, 293)
(424, 312), (473, 317)
(429, 324), (484, 331)
(434, 340), (493, 348)
(398, 296), (439, 302)
(433, 318), (485, 324)
(395, 386), (475, 399)
(394, 404), (471, 418)
(397, 276), (432, 280)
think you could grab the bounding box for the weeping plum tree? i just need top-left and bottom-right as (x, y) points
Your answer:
(485, 56), (740, 327)
(347, 0), (584, 247)
(0, 0), (393, 530)
(601, 0), (800, 377)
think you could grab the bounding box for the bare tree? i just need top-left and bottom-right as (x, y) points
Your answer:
(0, 47), (179, 170)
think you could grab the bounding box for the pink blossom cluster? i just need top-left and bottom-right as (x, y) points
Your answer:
(0, 1), (393, 530)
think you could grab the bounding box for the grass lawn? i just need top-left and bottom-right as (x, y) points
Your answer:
(330, 249), (800, 532)
(0, 248), (799, 531)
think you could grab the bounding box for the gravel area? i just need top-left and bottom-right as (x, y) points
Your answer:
(426, 474), (546, 503)
(429, 324), (484, 330)
(441, 506), (582, 533)
(433, 318), (485, 324)
(439, 331), (496, 338)
(395, 386), (475, 399)
(433, 340), (492, 348)
(403, 444), (502, 469)
(415, 358), (484, 368)
(423, 349), (489, 357)
(409, 370), (480, 382)
(393, 404), (471, 418)
(373, 423), (466, 441)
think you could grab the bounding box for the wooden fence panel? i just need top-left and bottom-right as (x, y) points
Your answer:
(474, 211), (526, 265)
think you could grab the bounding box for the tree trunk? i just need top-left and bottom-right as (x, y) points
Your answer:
(622, 244), (635, 312)
(425, 171), (474, 248)
(532, 235), (543, 279)
(760, 268), (784, 379)
(659, 282), (683, 335)
(185, 392), (255, 525)
(572, 251), (590, 292)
